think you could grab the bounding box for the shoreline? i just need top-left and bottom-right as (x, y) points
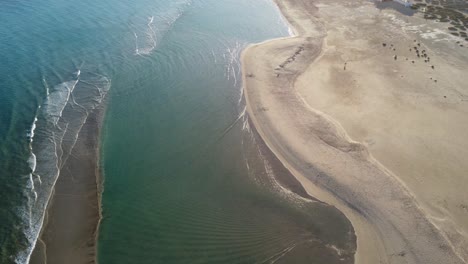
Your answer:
(30, 102), (105, 264)
(248, 117), (357, 262)
(242, 0), (467, 263)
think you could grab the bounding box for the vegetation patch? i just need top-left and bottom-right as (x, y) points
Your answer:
(411, 1), (468, 42)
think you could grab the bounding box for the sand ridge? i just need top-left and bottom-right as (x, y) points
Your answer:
(242, 0), (468, 263)
(30, 104), (104, 264)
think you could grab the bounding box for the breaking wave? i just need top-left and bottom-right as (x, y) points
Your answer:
(223, 40), (246, 90)
(15, 71), (110, 264)
(133, 0), (193, 55)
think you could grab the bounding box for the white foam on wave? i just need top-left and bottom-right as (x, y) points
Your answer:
(222, 40), (247, 107)
(134, 16), (157, 55)
(224, 41), (242, 84)
(26, 116), (38, 142)
(42, 78), (50, 96)
(239, 105), (251, 133)
(27, 153), (37, 177)
(60, 76), (111, 169)
(42, 79), (78, 125)
(15, 72), (111, 264)
(14, 79), (77, 264)
(25, 111), (40, 202)
(239, 106), (316, 206)
(256, 142), (314, 205)
(17, 152), (39, 264)
(238, 85), (244, 106)
(133, 0), (193, 56)
(28, 174), (38, 202)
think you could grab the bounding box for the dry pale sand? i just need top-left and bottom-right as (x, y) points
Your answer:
(243, 0), (468, 263)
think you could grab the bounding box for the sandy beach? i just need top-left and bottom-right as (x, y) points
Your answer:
(29, 104), (104, 264)
(243, 0), (468, 263)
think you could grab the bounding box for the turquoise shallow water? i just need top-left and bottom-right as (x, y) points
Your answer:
(0, 0), (355, 263)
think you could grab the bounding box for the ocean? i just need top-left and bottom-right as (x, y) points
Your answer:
(0, 0), (355, 263)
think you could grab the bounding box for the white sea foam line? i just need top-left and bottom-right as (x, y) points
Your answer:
(239, 105), (247, 119)
(42, 77), (50, 96)
(270, 242), (299, 263)
(326, 243), (345, 256)
(241, 110), (250, 132)
(24, 109), (40, 223)
(225, 46), (236, 83)
(59, 117), (87, 170)
(134, 20), (156, 56)
(145, 16), (157, 53)
(55, 122), (68, 171)
(36, 173), (42, 185)
(134, 32), (140, 55)
(134, 0), (193, 56)
(69, 72), (90, 114)
(63, 78), (110, 168)
(238, 87), (244, 106)
(28, 173), (37, 202)
(259, 241), (298, 264)
(42, 80), (77, 126)
(19, 74), (111, 264)
(59, 80), (110, 169)
(231, 64), (237, 86)
(27, 150), (37, 176)
(70, 92), (89, 114)
(17, 135), (61, 264)
(243, 119), (250, 133)
(57, 109), (87, 169)
(221, 40), (248, 107)
(248, 126), (316, 205)
(22, 128), (63, 264)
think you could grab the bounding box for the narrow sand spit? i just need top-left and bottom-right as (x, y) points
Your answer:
(243, 0), (468, 263)
(30, 105), (104, 264)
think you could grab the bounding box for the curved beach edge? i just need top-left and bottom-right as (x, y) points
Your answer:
(241, 0), (467, 263)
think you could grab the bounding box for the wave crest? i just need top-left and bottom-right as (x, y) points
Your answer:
(15, 71), (110, 264)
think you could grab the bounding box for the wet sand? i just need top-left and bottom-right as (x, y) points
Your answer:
(30, 105), (104, 264)
(243, 0), (468, 263)
(249, 118), (357, 263)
